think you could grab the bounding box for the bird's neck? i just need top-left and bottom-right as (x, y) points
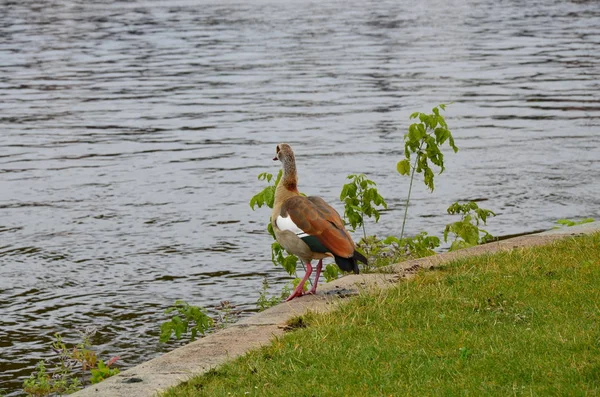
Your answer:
(272, 160), (300, 222)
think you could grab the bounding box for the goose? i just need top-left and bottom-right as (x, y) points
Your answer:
(271, 143), (367, 301)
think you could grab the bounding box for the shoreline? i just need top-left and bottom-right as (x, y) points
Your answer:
(72, 221), (600, 397)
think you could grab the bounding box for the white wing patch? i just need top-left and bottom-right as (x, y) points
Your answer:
(276, 215), (309, 238)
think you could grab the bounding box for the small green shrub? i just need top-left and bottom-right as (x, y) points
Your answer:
(90, 358), (120, 384)
(444, 201), (496, 250)
(256, 277), (292, 311)
(269, 230), (299, 276)
(23, 361), (81, 397)
(323, 264), (341, 282)
(337, 174), (387, 275)
(339, 174), (387, 238)
(249, 171), (282, 210)
(159, 300), (214, 343)
(357, 232), (441, 271)
(215, 300), (240, 328)
(384, 232), (441, 259)
(250, 171), (300, 277)
(555, 218), (594, 228)
(23, 329), (119, 397)
(397, 104), (458, 239)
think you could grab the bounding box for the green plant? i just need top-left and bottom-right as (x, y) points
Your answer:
(269, 233), (299, 276)
(23, 360), (81, 397)
(23, 329), (120, 396)
(397, 104), (458, 239)
(339, 174), (387, 239)
(555, 218), (595, 228)
(356, 235), (396, 269)
(444, 201), (496, 251)
(90, 358), (120, 384)
(250, 171), (300, 277)
(356, 232), (440, 271)
(61, 331), (96, 372)
(249, 171), (282, 210)
(215, 300), (240, 328)
(384, 232), (441, 259)
(336, 174), (387, 276)
(257, 277), (293, 311)
(159, 300), (214, 343)
(323, 264), (341, 282)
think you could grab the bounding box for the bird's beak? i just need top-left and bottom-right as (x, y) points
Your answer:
(273, 155), (279, 161)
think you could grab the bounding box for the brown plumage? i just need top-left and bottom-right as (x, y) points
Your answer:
(271, 143), (367, 301)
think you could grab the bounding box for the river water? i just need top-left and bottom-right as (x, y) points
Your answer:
(1, 0), (599, 393)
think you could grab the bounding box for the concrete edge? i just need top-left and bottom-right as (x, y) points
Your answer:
(72, 222), (600, 396)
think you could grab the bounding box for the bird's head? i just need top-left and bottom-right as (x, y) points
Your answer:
(273, 143), (294, 162)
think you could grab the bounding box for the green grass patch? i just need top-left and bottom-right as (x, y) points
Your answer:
(165, 234), (600, 396)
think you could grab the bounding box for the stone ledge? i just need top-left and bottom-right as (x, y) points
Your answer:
(72, 222), (600, 396)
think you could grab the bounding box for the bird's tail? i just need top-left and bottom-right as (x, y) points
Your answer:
(334, 250), (368, 274)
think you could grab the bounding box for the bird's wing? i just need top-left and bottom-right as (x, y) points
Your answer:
(277, 195), (355, 258)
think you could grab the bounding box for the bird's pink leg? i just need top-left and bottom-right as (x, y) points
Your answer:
(307, 259), (323, 295)
(286, 262), (312, 301)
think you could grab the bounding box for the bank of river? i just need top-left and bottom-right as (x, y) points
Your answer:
(1, 0), (599, 394)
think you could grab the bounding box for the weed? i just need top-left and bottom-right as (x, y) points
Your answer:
(397, 104), (458, 239)
(249, 171), (282, 210)
(555, 218), (595, 228)
(256, 277), (291, 311)
(90, 358), (120, 384)
(23, 329), (119, 396)
(323, 263), (341, 282)
(214, 300), (241, 328)
(444, 201), (496, 250)
(356, 233), (440, 271)
(284, 315), (308, 331)
(384, 232), (441, 259)
(23, 361), (81, 397)
(159, 300), (214, 343)
(250, 171), (300, 277)
(339, 173), (387, 239)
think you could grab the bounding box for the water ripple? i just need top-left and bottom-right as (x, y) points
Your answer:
(1, 0), (599, 394)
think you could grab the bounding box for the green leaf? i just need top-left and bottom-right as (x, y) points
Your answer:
(282, 254), (298, 275)
(323, 264), (340, 282)
(424, 167), (434, 191)
(449, 135), (458, 153)
(434, 127), (449, 145)
(264, 186), (275, 208)
(340, 184), (349, 200)
(408, 123), (420, 143)
(159, 322), (173, 343)
(397, 159), (411, 175)
(267, 222), (275, 238)
(556, 219), (575, 226)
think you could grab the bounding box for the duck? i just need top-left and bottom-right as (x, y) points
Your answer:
(271, 143), (367, 301)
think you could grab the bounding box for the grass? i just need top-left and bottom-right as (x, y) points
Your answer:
(164, 233), (600, 396)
